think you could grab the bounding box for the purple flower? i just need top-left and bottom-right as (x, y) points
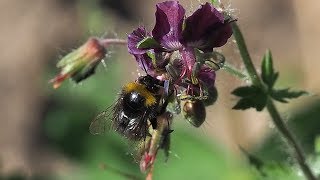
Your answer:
(128, 1), (232, 94)
(127, 27), (169, 77)
(150, 1), (232, 52)
(198, 65), (216, 88)
(128, 27), (151, 55)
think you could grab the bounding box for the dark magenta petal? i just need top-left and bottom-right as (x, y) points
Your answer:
(128, 27), (151, 55)
(179, 47), (196, 73)
(198, 65), (216, 88)
(203, 22), (232, 52)
(182, 2), (232, 51)
(152, 1), (185, 50)
(134, 54), (155, 75)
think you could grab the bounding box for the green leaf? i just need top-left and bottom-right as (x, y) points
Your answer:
(232, 86), (261, 97)
(315, 136), (320, 154)
(271, 88), (308, 103)
(239, 146), (264, 172)
(232, 86), (267, 111)
(261, 49), (278, 88)
(137, 37), (160, 49)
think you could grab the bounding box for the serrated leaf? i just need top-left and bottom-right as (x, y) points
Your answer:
(271, 72), (279, 87)
(232, 86), (267, 111)
(137, 37), (160, 49)
(271, 88), (308, 103)
(232, 86), (261, 97)
(233, 95), (267, 111)
(261, 49), (278, 88)
(261, 162), (300, 180)
(239, 146), (265, 176)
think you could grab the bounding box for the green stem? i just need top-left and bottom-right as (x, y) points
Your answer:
(222, 62), (248, 80)
(232, 22), (316, 180)
(231, 23), (262, 87)
(266, 99), (316, 180)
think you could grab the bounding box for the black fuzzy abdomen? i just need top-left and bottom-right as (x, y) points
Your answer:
(114, 92), (148, 140)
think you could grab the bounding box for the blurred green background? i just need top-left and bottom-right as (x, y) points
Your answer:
(1, 0), (320, 180)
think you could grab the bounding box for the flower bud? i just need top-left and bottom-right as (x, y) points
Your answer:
(183, 100), (206, 127)
(50, 37), (106, 89)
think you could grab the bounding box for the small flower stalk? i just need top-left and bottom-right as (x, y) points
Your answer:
(140, 112), (172, 174)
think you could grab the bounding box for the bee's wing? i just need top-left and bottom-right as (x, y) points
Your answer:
(129, 138), (150, 163)
(131, 114), (155, 162)
(124, 110), (150, 140)
(89, 104), (115, 135)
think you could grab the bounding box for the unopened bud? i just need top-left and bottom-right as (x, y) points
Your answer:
(183, 100), (206, 127)
(50, 37), (106, 89)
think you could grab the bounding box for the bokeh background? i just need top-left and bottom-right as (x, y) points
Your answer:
(0, 0), (320, 179)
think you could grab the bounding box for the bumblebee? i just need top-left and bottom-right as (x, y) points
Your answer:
(89, 75), (167, 140)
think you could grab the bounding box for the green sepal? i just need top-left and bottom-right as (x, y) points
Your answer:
(137, 37), (161, 49)
(57, 49), (83, 68)
(195, 50), (225, 71)
(232, 86), (267, 111)
(191, 62), (201, 84)
(146, 51), (157, 67)
(261, 49), (278, 88)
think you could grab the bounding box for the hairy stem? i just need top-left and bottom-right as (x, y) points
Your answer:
(232, 22), (316, 180)
(100, 38), (127, 48)
(222, 62), (248, 80)
(144, 112), (172, 180)
(231, 23), (262, 87)
(266, 99), (316, 180)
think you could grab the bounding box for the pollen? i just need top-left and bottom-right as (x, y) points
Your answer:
(123, 82), (157, 106)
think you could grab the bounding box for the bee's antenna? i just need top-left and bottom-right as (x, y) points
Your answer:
(141, 58), (148, 75)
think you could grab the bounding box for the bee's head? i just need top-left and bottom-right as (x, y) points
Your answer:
(138, 75), (163, 93)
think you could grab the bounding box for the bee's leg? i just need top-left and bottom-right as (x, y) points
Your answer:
(150, 118), (157, 130)
(159, 94), (172, 115)
(160, 129), (171, 162)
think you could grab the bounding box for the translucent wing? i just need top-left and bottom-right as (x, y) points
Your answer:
(89, 103), (115, 135)
(126, 126), (152, 163)
(125, 113), (152, 162)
